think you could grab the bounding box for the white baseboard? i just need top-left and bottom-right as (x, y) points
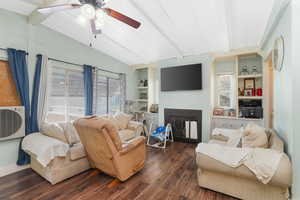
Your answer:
(0, 164), (30, 177)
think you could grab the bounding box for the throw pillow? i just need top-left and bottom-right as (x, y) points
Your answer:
(108, 116), (121, 130)
(63, 121), (81, 145)
(113, 112), (133, 130)
(40, 122), (68, 144)
(242, 123), (268, 148)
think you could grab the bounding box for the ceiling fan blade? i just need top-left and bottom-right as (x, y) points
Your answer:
(38, 3), (81, 14)
(104, 8), (141, 29)
(91, 19), (102, 35)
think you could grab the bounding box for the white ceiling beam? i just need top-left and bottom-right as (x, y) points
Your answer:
(28, 11), (52, 25)
(260, 0), (291, 49)
(101, 33), (150, 64)
(223, 0), (233, 50)
(20, 0), (44, 6)
(128, 0), (183, 58)
(27, 0), (62, 25)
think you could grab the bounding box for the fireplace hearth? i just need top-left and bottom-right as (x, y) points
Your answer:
(164, 108), (202, 143)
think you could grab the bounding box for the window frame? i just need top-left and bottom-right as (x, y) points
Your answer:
(215, 73), (235, 109)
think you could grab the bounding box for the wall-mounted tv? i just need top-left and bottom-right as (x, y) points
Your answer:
(161, 63), (202, 91)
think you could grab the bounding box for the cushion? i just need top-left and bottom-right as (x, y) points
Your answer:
(102, 125), (123, 151)
(63, 122), (81, 145)
(108, 116), (121, 130)
(40, 122), (68, 144)
(69, 143), (86, 161)
(242, 123), (268, 148)
(119, 129), (136, 142)
(113, 112), (133, 130)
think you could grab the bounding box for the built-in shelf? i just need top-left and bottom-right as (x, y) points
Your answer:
(212, 116), (237, 120)
(138, 87), (148, 89)
(238, 74), (262, 79)
(212, 115), (263, 121)
(238, 96), (263, 100)
(238, 117), (263, 121)
(136, 99), (148, 102)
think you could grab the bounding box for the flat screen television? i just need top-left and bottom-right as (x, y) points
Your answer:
(161, 64), (202, 91)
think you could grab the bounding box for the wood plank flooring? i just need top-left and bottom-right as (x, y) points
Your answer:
(0, 142), (238, 200)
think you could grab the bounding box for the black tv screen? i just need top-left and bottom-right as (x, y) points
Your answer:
(161, 64), (202, 91)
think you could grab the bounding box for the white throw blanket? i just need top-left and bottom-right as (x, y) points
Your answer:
(196, 143), (283, 184)
(22, 133), (69, 167)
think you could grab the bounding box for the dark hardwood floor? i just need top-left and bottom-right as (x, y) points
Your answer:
(0, 142), (238, 200)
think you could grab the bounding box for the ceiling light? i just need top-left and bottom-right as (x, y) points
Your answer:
(77, 15), (87, 26)
(95, 18), (105, 29)
(81, 4), (96, 19)
(96, 9), (105, 20)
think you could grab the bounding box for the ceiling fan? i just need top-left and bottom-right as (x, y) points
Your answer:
(38, 0), (141, 34)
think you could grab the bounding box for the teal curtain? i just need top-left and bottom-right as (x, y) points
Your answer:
(30, 54), (42, 133)
(7, 48), (31, 165)
(83, 65), (94, 115)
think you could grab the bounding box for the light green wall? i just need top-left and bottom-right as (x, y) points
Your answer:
(291, 1), (300, 199)
(156, 54), (212, 142)
(262, 2), (300, 199)
(0, 8), (136, 167)
(261, 3), (293, 155)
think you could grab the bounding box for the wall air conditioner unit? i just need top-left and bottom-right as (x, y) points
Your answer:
(0, 106), (25, 141)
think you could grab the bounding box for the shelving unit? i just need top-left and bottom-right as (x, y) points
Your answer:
(132, 65), (159, 125)
(211, 52), (265, 129)
(135, 68), (149, 112)
(237, 53), (263, 119)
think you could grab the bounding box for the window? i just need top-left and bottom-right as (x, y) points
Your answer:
(94, 72), (121, 115)
(108, 78), (121, 114)
(47, 67), (85, 122)
(216, 74), (234, 108)
(94, 75), (108, 115)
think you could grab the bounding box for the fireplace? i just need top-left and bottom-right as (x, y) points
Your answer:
(164, 108), (202, 143)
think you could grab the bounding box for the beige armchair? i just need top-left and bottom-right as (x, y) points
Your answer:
(74, 116), (146, 181)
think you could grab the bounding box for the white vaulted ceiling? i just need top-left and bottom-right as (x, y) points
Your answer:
(0, 0), (276, 65)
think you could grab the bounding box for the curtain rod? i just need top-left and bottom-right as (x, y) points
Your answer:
(0, 47), (29, 55)
(48, 57), (123, 75)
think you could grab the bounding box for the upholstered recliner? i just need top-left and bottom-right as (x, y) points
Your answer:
(74, 116), (146, 181)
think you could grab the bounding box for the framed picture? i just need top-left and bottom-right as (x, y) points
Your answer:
(244, 78), (255, 89)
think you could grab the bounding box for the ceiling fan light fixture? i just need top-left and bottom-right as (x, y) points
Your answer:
(96, 9), (105, 20)
(95, 18), (105, 29)
(81, 4), (96, 19)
